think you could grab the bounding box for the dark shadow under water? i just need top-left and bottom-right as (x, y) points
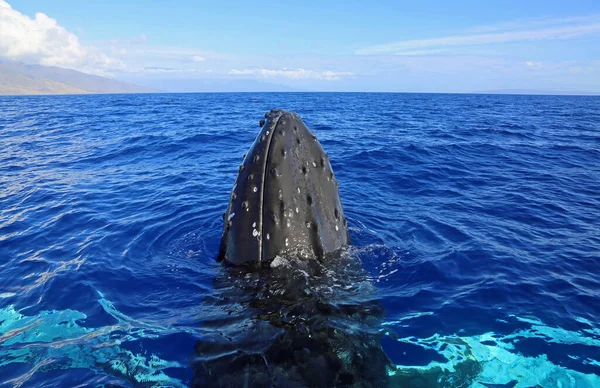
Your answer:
(191, 250), (393, 387)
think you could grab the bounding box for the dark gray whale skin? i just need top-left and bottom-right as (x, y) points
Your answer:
(194, 110), (393, 387)
(217, 109), (349, 266)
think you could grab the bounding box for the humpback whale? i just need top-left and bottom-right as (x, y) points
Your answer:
(217, 109), (349, 266)
(194, 110), (392, 387)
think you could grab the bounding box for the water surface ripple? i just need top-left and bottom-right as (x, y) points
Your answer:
(0, 93), (599, 387)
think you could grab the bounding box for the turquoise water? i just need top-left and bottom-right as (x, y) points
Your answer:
(1, 93), (599, 387)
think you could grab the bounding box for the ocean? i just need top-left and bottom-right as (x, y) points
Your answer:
(0, 92), (599, 387)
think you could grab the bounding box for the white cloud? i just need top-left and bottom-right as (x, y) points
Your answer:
(130, 34), (147, 44)
(229, 69), (255, 76)
(356, 18), (600, 55)
(141, 66), (213, 74)
(119, 45), (214, 61)
(394, 49), (448, 56)
(526, 61), (542, 68)
(97, 43), (221, 68)
(229, 68), (353, 81)
(0, 0), (121, 75)
(466, 15), (600, 34)
(191, 55), (206, 62)
(0, 1), (217, 77)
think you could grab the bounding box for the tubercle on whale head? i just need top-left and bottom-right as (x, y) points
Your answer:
(217, 109), (349, 267)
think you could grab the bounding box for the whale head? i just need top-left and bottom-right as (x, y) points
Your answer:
(217, 109), (349, 266)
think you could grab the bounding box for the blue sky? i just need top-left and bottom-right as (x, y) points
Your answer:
(2, 0), (600, 92)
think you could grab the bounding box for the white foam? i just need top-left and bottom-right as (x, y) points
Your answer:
(270, 255), (287, 268)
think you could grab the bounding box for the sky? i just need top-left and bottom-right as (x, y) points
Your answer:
(1, 0), (600, 92)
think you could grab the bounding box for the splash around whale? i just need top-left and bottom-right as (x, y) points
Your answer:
(217, 109), (349, 266)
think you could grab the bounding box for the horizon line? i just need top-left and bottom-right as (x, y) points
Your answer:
(2, 90), (600, 97)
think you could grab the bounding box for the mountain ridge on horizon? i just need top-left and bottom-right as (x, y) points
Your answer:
(0, 61), (157, 95)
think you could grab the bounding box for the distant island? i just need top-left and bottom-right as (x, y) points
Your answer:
(0, 61), (156, 96)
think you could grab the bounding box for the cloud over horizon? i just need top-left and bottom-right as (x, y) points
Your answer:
(229, 68), (354, 81)
(0, 0), (121, 75)
(356, 16), (600, 55)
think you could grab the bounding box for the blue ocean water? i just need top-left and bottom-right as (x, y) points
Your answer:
(0, 92), (599, 387)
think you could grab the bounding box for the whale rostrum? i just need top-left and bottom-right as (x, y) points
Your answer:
(217, 109), (349, 266)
